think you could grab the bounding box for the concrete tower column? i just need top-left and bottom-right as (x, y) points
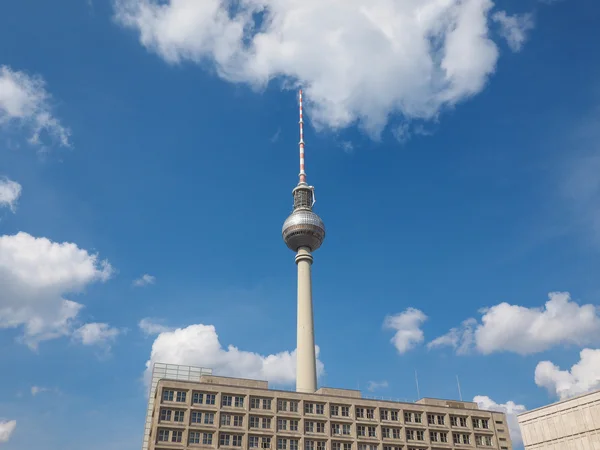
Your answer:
(295, 247), (317, 393)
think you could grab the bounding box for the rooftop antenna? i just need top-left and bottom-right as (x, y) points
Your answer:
(298, 89), (306, 184)
(456, 375), (463, 401)
(415, 370), (421, 400)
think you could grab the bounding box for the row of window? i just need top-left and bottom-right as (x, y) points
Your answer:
(160, 408), (491, 438)
(157, 429), (495, 449)
(161, 389), (496, 429)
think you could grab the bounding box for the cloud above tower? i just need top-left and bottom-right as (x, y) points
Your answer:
(143, 323), (325, 386)
(114, 0), (532, 136)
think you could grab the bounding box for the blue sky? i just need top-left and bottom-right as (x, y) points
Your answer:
(1, 0), (600, 448)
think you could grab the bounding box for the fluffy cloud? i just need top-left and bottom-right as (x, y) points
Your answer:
(474, 396), (526, 445)
(0, 178), (22, 212)
(72, 322), (120, 347)
(0, 420), (16, 443)
(114, 0), (526, 136)
(492, 11), (534, 52)
(0, 66), (70, 147)
(31, 386), (49, 396)
(0, 232), (113, 348)
(430, 292), (600, 355)
(535, 348), (600, 400)
(144, 324), (324, 386)
(384, 308), (427, 354)
(366, 380), (389, 392)
(139, 318), (173, 336)
(133, 273), (156, 287)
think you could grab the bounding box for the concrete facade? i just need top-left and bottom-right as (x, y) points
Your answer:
(517, 390), (600, 450)
(146, 369), (513, 450)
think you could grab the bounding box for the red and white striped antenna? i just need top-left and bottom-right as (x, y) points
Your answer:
(298, 89), (306, 184)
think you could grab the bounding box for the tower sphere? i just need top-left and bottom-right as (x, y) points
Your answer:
(282, 209), (326, 252)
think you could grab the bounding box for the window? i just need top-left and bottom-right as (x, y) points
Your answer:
(403, 412), (411, 423)
(204, 412), (215, 425)
(495, 420), (503, 424)
(278, 439), (287, 450)
(232, 435), (243, 447)
(233, 415), (243, 427)
(193, 392), (204, 404)
(261, 437), (271, 449)
(176, 391), (187, 403)
(331, 405), (339, 416)
(162, 390), (174, 402)
(382, 428), (390, 438)
(160, 409), (172, 421)
(305, 441), (315, 450)
(206, 394), (216, 405)
(290, 420), (299, 431)
(316, 441), (326, 450)
(250, 417), (260, 428)
(366, 409), (375, 420)
(220, 434), (231, 446)
(278, 400), (288, 412)
(390, 411), (398, 421)
(474, 418), (489, 429)
(290, 439), (299, 450)
(251, 398), (261, 409)
(343, 444), (351, 450)
(203, 433), (213, 445)
(440, 432), (448, 443)
(450, 416), (458, 427)
(383, 447), (400, 450)
(368, 426), (376, 437)
(406, 429), (414, 440)
(189, 431), (201, 444)
(174, 410), (185, 422)
(172, 430), (183, 443)
(392, 428), (401, 439)
(475, 435), (493, 446)
(317, 422), (326, 433)
(221, 414), (231, 426)
(249, 436), (259, 448)
(356, 408), (365, 419)
(380, 410), (389, 421)
(358, 445), (377, 450)
(263, 399), (272, 410)
(332, 443), (341, 450)
(428, 414), (435, 425)
(358, 425), (366, 436)
(222, 395), (233, 407)
(191, 411), (202, 424)
(414, 413), (422, 424)
(305, 421), (314, 433)
(158, 429), (169, 441)
(262, 417), (271, 429)
(342, 424), (351, 435)
(453, 433), (470, 445)
(290, 401), (299, 413)
(278, 419), (287, 431)
(341, 406), (350, 417)
(305, 403), (314, 414)
(415, 430), (424, 441)
(437, 415), (445, 425)
(233, 396), (243, 408)
(315, 404), (324, 415)
(332, 424), (340, 435)
(459, 417), (467, 427)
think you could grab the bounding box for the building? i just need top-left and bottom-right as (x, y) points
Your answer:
(517, 389), (600, 449)
(142, 92), (514, 450)
(145, 363), (514, 450)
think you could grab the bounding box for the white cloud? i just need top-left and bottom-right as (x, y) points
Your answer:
(492, 11), (535, 52)
(430, 292), (600, 355)
(0, 420), (16, 443)
(31, 386), (49, 396)
(113, 0), (527, 136)
(474, 396), (526, 445)
(133, 273), (156, 287)
(535, 348), (600, 400)
(139, 317), (173, 336)
(144, 324), (324, 386)
(0, 232), (113, 348)
(72, 322), (120, 347)
(366, 380), (389, 392)
(0, 66), (70, 147)
(0, 178), (22, 212)
(384, 308), (427, 354)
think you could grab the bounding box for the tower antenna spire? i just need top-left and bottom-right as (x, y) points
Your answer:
(298, 89), (306, 184)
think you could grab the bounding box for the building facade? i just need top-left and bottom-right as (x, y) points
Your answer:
(146, 366), (513, 450)
(517, 389), (600, 449)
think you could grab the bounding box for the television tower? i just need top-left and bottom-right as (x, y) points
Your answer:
(282, 89), (326, 394)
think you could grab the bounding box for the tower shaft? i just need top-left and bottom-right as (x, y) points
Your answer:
(295, 247), (317, 393)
